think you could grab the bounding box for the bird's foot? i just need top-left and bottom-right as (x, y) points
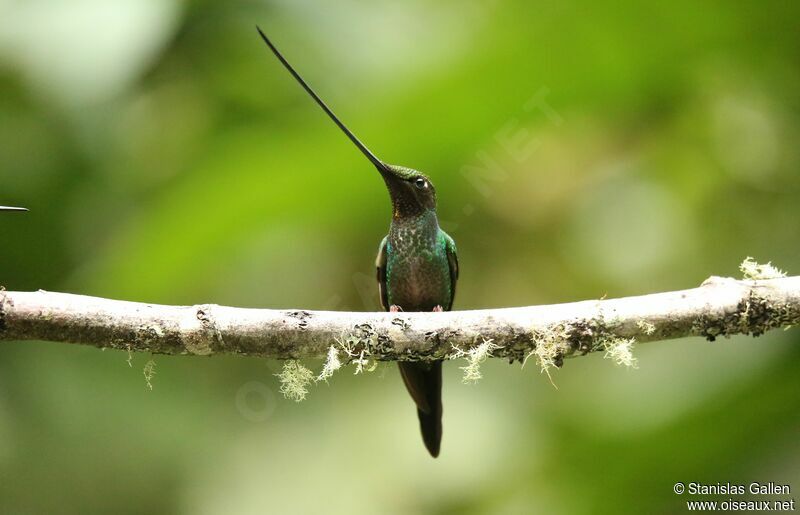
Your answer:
(432, 305), (444, 312)
(390, 305), (403, 312)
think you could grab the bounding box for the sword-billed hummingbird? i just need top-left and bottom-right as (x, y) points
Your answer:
(257, 27), (458, 457)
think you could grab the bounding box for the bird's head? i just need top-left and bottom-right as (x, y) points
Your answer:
(377, 163), (437, 218)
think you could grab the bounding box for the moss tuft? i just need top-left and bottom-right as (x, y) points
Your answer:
(315, 345), (342, 383)
(525, 324), (572, 386)
(740, 256), (786, 280)
(450, 339), (501, 384)
(276, 360), (314, 402)
(143, 360), (156, 390)
(600, 337), (638, 368)
(637, 320), (656, 335)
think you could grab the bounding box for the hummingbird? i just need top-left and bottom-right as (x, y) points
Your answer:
(257, 27), (458, 457)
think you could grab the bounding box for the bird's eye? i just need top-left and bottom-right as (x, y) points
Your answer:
(414, 178), (427, 189)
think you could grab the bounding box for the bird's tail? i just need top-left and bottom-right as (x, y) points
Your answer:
(398, 361), (443, 457)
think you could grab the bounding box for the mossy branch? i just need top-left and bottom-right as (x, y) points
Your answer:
(0, 276), (798, 364)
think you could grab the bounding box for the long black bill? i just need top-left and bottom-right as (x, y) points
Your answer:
(0, 206), (27, 212)
(256, 26), (388, 173)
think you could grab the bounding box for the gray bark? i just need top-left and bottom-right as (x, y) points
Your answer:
(1, 276), (798, 363)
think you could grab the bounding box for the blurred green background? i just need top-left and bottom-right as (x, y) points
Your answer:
(1, 0), (799, 513)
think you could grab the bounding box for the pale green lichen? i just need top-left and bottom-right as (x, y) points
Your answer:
(336, 334), (379, 374)
(524, 324), (572, 385)
(637, 320), (656, 335)
(315, 345), (342, 383)
(740, 256), (786, 280)
(451, 339), (501, 384)
(739, 297), (753, 329)
(143, 360), (156, 390)
(522, 319), (639, 385)
(351, 350), (378, 374)
(276, 360), (314, 402)
(601, 337), (638, 368)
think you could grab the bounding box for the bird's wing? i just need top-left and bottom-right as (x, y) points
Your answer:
(442, 230), (459, 311)
(375, 235), (389, 311)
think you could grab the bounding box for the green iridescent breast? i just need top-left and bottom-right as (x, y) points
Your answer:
(384, 213), (454, 312)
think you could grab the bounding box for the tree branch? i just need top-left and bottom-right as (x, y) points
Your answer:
(1, 276), (798, 364)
